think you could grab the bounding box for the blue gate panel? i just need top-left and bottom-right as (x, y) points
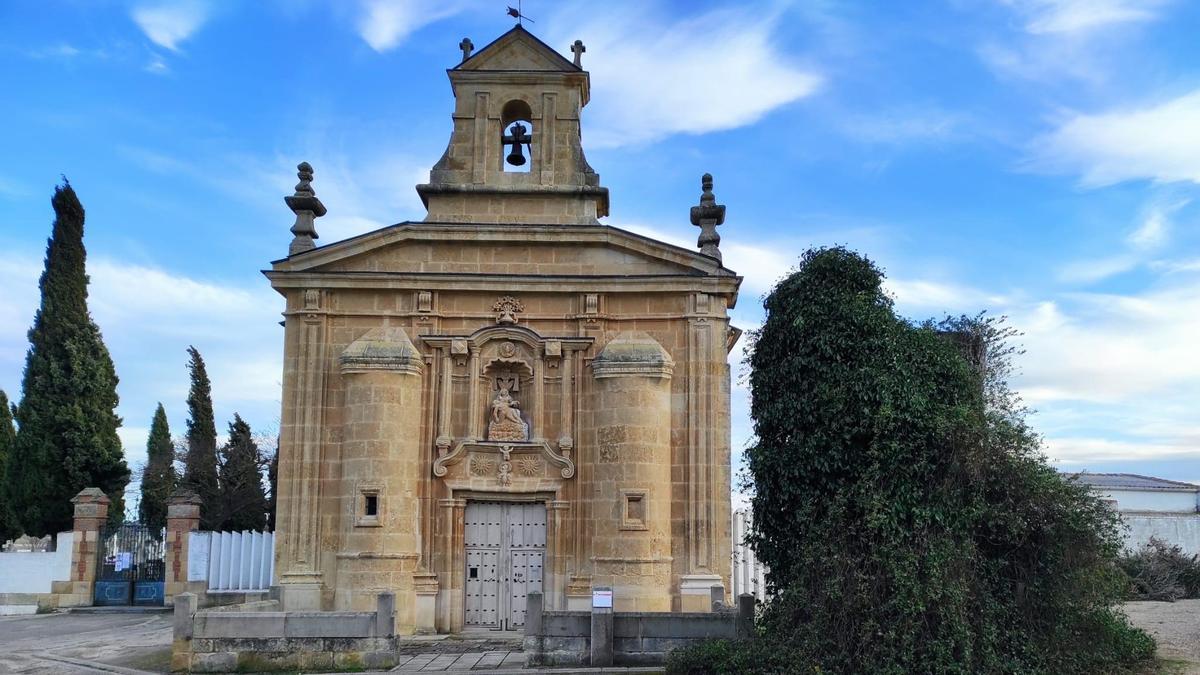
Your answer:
(94, 580), (132, 606)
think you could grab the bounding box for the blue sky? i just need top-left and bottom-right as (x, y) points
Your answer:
(1, 1), (1199, 508)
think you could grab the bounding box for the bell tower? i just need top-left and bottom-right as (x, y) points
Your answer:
(417, 26), (609, 225)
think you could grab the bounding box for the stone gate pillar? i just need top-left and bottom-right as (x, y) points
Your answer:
(335, 327), (425, 628)
(588, 333), (674, 612)
(164, 489), (203, 605)
(59, 488), (110, 607)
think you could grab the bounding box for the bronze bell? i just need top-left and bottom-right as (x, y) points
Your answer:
(506, 141), (527, 166)
(503, 121), (530, 167)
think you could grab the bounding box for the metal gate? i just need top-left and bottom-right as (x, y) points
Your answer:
(94, 523), (165, 606)
(464, 501), (545, 629)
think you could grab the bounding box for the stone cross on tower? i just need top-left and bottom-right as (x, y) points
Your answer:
(459, 37), (474, 62)
(571, 39), (586, 67)
(689, 173), (726, 262)
(286, 161), (327, 256)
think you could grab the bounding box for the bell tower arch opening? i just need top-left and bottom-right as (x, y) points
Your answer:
(501, 99), (534, 173)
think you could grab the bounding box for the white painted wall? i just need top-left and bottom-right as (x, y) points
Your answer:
(0, 531), (73, 594)
(1122, 513), (1200, 556)
(731, 510), (767, 602)
(1098, 488), (1199, 513)
(187, 530), (275, 592)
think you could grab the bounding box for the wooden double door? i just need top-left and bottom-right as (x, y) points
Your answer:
(463, 501), (546, 629)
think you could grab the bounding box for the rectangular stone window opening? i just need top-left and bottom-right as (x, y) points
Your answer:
(357, 486), (382, 527)
(620, 489), (648, 531)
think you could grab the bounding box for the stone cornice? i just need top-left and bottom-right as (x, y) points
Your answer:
(270, 221), (736, 278)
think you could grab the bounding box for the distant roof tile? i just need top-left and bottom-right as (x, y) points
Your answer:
(1064, 472), (1200, 492)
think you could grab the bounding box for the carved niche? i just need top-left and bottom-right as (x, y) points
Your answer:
(424, 324), (593, 493)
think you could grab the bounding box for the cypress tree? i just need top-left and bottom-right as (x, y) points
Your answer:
(10, 182), (129, 535)
(182, 346), (220, 529)
(0, 391), (19, 541)
(138, 403), (176, 532)
(217, 414), (266, 531)
(265, 443), (278, 531)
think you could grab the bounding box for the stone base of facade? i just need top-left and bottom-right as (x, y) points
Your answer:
(679, 575), (724, 613)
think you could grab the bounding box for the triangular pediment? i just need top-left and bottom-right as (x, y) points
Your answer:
(456, 25), (579, 73)
(270, 222), (734, 279)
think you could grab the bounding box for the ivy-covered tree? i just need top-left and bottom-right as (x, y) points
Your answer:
(9, 182), (129, 535)
(670, 247), (1154, 674)
(181, 346), (220, 530)
(0, 390), (19, 541)
(138, 404), (176, 532)
(217, 414), (266, 531)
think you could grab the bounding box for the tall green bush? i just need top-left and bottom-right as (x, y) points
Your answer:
(217, 414), (267, 532)
(673, 247), (1153, 674)
(0, 390), (18, 541)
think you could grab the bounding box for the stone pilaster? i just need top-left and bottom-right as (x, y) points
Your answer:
(277, 288), (328, 610)
(61, 488), (110, 607)
(164, 489), (203, 605)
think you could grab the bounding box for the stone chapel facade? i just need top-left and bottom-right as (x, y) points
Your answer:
(267, 26), (743, 634)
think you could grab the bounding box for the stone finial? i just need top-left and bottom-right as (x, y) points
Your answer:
(689, 173), (726, 262)
(285, 161), (327, 256)
(459, 37), (474, 62)
(571, 39), (586, 67)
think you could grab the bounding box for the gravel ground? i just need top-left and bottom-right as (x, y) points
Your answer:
(1123, 600), (1200, 673)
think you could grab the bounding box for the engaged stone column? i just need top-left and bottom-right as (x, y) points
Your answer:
(62, 488), (110, 607)
(164, 489), (202, 605)
(336, 327), (424, 626)
(589, 332), (674, 612)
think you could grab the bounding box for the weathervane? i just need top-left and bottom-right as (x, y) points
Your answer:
(506, 1), (534, 24)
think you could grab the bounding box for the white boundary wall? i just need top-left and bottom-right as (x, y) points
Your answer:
(187, 531), (275, 592)
(0, 531), (73, 595)
(1122, 513), (1200, 556)
(731, 510), (767, 602)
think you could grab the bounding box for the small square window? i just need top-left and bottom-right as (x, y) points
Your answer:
(620, 489), (648, 531)
(356, 485), (382, 527)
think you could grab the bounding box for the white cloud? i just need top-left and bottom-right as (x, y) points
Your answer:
(1033, 90), (1200, 186)
(838, 107), (965, 145)
(132, 0), (211, 52)
(1008, 0), (1169, 34)
(883, 278), (1009, 313)
(1056, 255), (1138, 283)
(1128, 198), (1188, 249)
(1011, 282), (1200, 405)
(546, 5), (821, 147)
(355, 0), (468, 52)
(1046, 436), (1199, 464)
(0, 250), (284, 465)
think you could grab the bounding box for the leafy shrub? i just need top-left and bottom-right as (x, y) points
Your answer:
(712, 247), (1156, 674)
(1118, 537), (1200, 601)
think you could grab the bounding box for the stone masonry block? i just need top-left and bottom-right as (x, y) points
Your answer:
(194, 612), (286, 639)
(284, 612), (375, 638)
(190, 652), (237, 673)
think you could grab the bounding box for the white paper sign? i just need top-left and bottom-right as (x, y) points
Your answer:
(592, 587), (613, 609)
(114, 551), (133, 571)
(187, 532), (210, 582)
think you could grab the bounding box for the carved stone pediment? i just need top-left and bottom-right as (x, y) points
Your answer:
(434, 440), (574, 491)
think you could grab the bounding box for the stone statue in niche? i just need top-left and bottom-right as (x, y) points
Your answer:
(488, 379), (529, 442)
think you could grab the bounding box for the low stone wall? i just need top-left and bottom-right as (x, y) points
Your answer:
(172, 592), (398, 672)
(0, 532), (74, 613)
(523, 592), (754, 667)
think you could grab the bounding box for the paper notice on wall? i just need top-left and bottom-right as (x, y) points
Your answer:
(187, 532), (210, 582)
(592, 587), (613, 609)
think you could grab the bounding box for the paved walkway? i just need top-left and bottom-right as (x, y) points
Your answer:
(390, 651), (661, 673)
